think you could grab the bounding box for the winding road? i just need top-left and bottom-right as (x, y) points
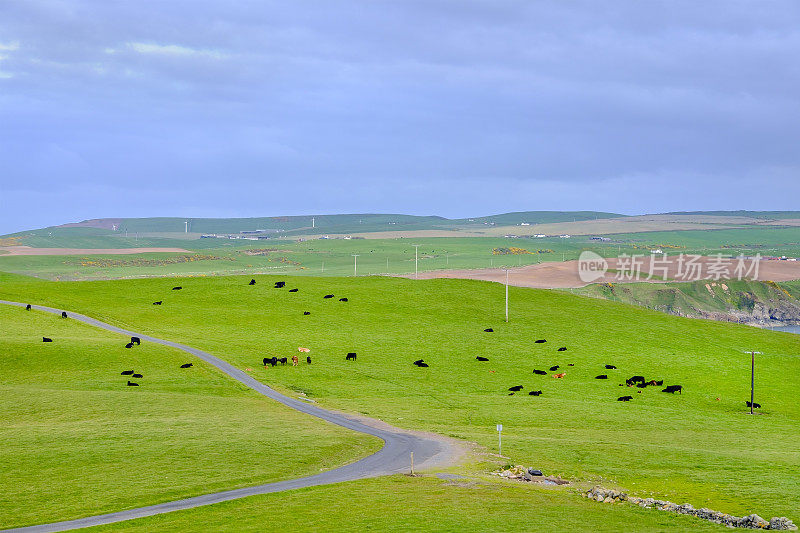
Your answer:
(1, 300), (460, 532)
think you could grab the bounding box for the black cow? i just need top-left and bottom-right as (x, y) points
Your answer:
(125, 342), (134, 349)
(484, 328), (494, 332)
(42, 337), (52, 342)
(153, 301), (163, 305)
(549, 365), (559, 371)
(26, 304), (31, 310)
(248, 279), (256, 285)
(263, 357), (269, 367)
(415, 362), (429, 368)
(323, 294), (334, 299)
(121, 370), (134, 375)
(508, 385), (523, 392)
(61, 311), (68, 318)
(532, 369), (547, 375)
(595, 374), (608, 380)
(346, 353), (357, 361)
(529, 390), (542, 396)
(275, 281), (285, 288)
(636, 382), (648, 389)
(131, 337), (141, 345)
(662, 385), (682, 394)
(132, 373), (143, 378)
(535, 339), (546, 343)
(745, 401), (761, 408)
(306, 356), (311, 364)
(270, 357), (278, 366)
(172, 286), (182, 290)
(180, 363), (193, 368)
(567, 363), (574, 366)
(127, 381), (139, 386)
(626, 375), (645, 386)
(605, 364), (617, 370)
(303, 311), (311, 315)
(617, 396), (633, 402)
(476, 356), (489, 361)
(339, 297), (348, 302)
(279, 357), (288, 365)
(557, 347), (567, 352)
(289, 288), (298, 292)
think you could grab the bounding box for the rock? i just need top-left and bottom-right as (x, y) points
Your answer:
(769, 517), (797, 531)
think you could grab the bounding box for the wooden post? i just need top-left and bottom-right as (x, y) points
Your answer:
(410, 452), (414, 475)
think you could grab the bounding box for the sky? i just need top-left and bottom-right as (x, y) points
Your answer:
(1, 1), (799, 234)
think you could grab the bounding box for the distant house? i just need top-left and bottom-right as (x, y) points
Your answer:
(559, 234), (571, 239)
(520, 222), (530, 226)
(533, 234), (546, 238)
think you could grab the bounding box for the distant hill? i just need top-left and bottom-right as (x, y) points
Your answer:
(664, 210), (800, 220)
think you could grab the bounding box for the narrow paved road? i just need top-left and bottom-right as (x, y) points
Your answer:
(1, 301), (459, 532)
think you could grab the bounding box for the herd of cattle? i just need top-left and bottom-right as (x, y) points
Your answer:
(22, 278), (760, 410)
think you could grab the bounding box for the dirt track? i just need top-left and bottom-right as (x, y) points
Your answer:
(409, 257), (800, 289)
(0, 246), (191, 256)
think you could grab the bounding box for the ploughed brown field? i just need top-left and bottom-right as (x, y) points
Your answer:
(0, 246), (191, 256)
(409, 256), (800, 288)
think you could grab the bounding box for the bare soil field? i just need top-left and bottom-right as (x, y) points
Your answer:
(410, 256), (800, 288)
(0, 246), (191, 256)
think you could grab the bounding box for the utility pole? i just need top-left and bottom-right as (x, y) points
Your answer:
(413, 245), (420, 279)
(185, 221), (188, 233)
(505, 269), (509, 322)
(312, 217), (315, 228)
(352, 254), (359, 276)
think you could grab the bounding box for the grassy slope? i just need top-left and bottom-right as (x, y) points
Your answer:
(0, 273), (798, 520)
(0, 303), (378, 528)
(574, 279), (800, 318)
(89, 476), (722, 533)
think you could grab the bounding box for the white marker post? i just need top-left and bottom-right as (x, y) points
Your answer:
(497, 423), (503, 455)
(504, 269), (509, 323)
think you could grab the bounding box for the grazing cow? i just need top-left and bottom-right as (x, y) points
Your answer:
(484, 328), (494, 332)
(567, 363), (574, 366)
(292, 355), (299, 366)
(153, 301), (162, 305)
(476, 356), (489, 361)
(346, 352), (357, 361)
(289, 288), (298, 292)
(549, 365), (559, 371)
(558, 347), (567, 351)
(617, 396), (633, 402)
(626, 375), (645, 386)
(275, 281), (286, 288)
(42, 337), (52, 342)
(605, 364), (617, 370)
(339, 298), (348, 302)
(307, 356), (311, 364)
(508, 385), (523, 392)
(529, 390), (542, 396)
(270, 357), (278, 366)
(26, 304), (31, 310)
(279, 357), (288, 365)
(180, 363), (193, 368)
(416, 362), (429, 368)
(61, 311), (68, 318)
(263, 357), (270, 367)
(121, 370), (134, 375)
(132, 373), (143, 378)
(532, 369), (547, 375)
(172, 286), (182, 290)
(131, 337), (141, 345)
(323, 294), (334, 299)
(662, 385), (682, 394)
(646, 379), (662, 386)
(127, 381), (139, 386)
(595, 374), (608, 380)
(249, 279), (256, 285)
(552, 373), (566, 378)
(125, 342), (134, 349)
(303, 311), (311, 315)
(745, 401), (761, 409)
(535, 339), (547, 343)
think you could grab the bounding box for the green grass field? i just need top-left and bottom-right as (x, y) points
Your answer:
(1, 272), (798, 523)
(87, 476), (723, 532)
(0, 303), (378, 529)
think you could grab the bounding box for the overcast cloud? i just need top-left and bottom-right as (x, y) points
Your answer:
(1, 1), (799, 233)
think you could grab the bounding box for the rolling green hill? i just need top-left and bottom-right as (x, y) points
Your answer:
(1, 272), (798, 522)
